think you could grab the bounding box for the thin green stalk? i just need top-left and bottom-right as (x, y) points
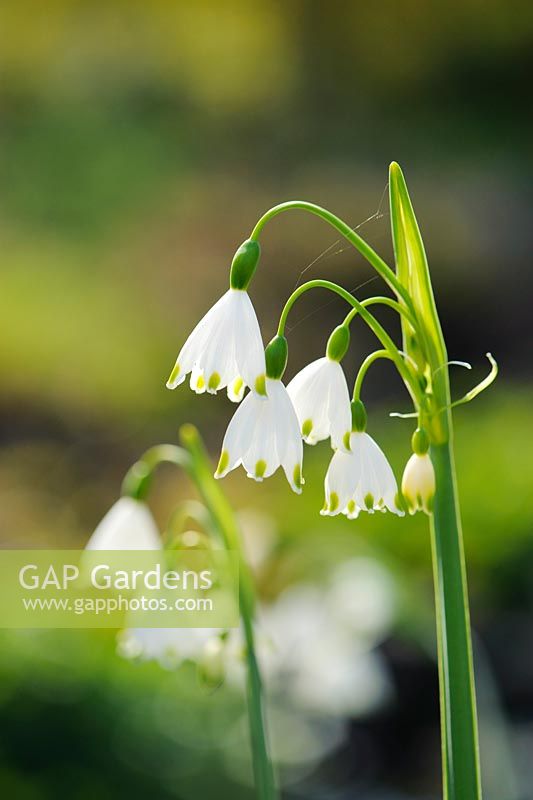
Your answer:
(430, 416), (482, 800)
(250, 200), (415, 311)
(180, 425), (278, 800)
(343, 294), (419, 331)
(123, 433), (278, 800)
(352, 349), (393, 400)
(276, 278), (421, 404)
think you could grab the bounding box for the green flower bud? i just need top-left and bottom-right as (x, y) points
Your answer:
(265, 335), (288, 380)
(411, 427), (430, 455)
(229, 239), (261, 290)
(351, 399), (367, 432)
(326, 324), (350, 362)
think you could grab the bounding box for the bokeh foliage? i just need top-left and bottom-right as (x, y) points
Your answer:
(0, 2), (532, 798)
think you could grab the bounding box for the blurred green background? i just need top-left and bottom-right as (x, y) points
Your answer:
(1, 2), (532, 798)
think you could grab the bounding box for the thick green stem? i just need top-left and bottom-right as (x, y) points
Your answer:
(430, 419), (482, 800)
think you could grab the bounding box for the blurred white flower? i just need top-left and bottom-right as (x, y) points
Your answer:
(326, 558), (396, 643)
(401, 452), (436, 514)
(118, 556), (397, 740)
(85, 497), (161, 550)
(166, 288), (266, 402)
(236, 509), (278, 573)
(322, 431), (403, 518)
(117, 626), (221, 670)
(215, 377), (303, 493)
(291, 629), (391, 717)
(253, 567), (395, 717)
(287, 356), (351, 451)
(221, 704), (347, 789)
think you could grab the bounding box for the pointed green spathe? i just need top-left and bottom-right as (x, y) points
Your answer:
(389, 163), (482, 800)
(389, 162), (449, 443)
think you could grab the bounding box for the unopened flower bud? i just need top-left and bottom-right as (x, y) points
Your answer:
(401, 452), (435, 515)
(411, 427), (430, 455)
(265, 335), (288, 380)
(326, 325), (350, 362)
(229, 239), (261, 290)
(351, 399), (367, 433)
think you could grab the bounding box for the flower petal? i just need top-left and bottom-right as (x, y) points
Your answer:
(215, 391), (258, 477)
(233, 291), (266, 395)
(322, 444), (361, 516)
(287, 358), (331, 444)
(216, 378), (302, 489)
(324, 361), (352, 451)
(272, 380), (304, 493)
(241, 396), (279, 481)
(287, 357), (351, 450)
(86, 497), (161, 550)
(167, 289), (264, 397)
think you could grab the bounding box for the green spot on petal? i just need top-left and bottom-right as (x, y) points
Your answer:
(215, 449), (229, 476)
(167, 363), (180, 386)
(293, 463), (303, 490)
(364, 493), (374, 510)
(255, 459), (267, 479)
(402, 491), (415, 512)
(196, 375), (205, 390)
(232, 377), (244, 397)
(302, 419), (313, 438)
(343, 431), (351, 451)
(347, 499), (356, 515)
(255, 374), (266, 396)
(208, 372), (221, 390)
(329, 492), (339, 512)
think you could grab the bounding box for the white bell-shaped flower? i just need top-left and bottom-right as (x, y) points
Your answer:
(85, 497), (161, 550)
(321, 431), (403, 518)
(287, 356), (351, 451)
(166, 288), (266, 402)
(401, 453), (436, 514)
(215, 377), (304, 493)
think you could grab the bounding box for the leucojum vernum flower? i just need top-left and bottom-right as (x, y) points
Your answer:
(91, 164), (497, 800)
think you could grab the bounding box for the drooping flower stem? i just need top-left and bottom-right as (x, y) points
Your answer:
(249, 200), (414, 310)
(276, 278), (421, 404)
(352, 349), (393, 401)
(342, 295), (418, 329)
(123, 431), (278, 800)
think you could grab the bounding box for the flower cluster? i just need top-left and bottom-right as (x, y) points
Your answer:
(166, 241), (436, 517)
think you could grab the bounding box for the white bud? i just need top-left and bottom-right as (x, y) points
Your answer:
(401, 453), (436, 514)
